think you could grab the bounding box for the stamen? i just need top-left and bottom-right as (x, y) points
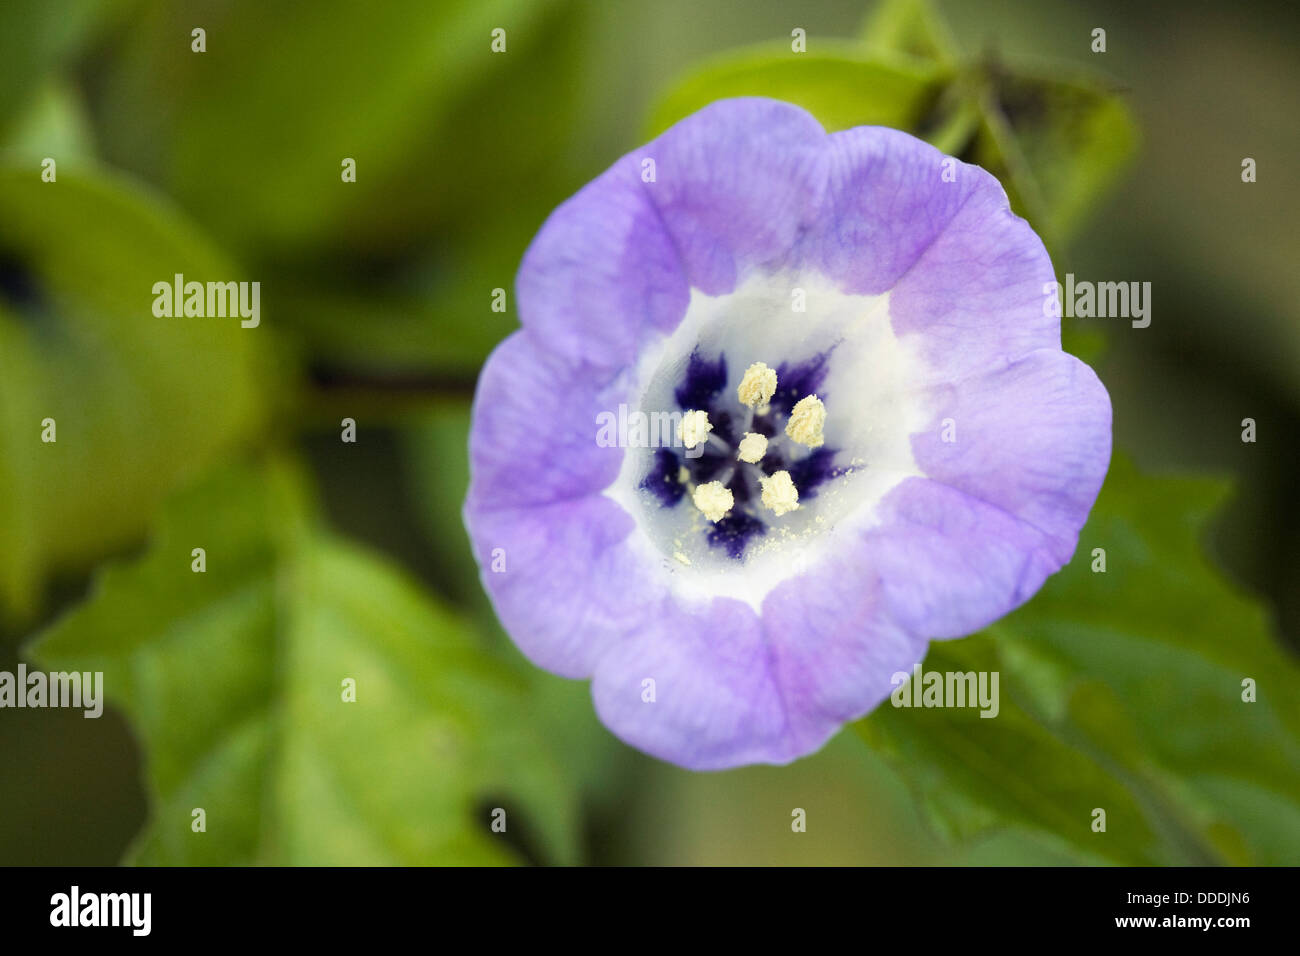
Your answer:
(736, 432), (768, 464)
(737, 362), (777, 408)
(678, 409), (713, 449)
(692, 481), (734, 523)
(644, 350), (841, 559)
(759, 470), (800, 516)
(785, 394), (826, 448)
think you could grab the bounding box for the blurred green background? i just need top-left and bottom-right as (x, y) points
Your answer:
(1, 0), (1297, 865)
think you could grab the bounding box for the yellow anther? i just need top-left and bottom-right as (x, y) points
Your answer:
(785, 394), (826, 448)
(737, 362), (778, 408)
(736, 432), (768, 464)
(759, 470), (800, 516)
(678, 409), (713, 449)
(692, 481), (734, 523)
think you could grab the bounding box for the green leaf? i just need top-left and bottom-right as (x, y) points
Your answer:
(270, 216), (531, 380)
(860, 0), (958, 66)
(0, 0), (124, 132)
(402, 404), (483, 607)
(0, 164), (271, 623)
(0, 79), (97, 162)
(857, 456), (1300, 865)
(88, 1), (587, 376)
(96, 0), (586, 259)
(966, 66), (1139, 248)
(858, 636), (1159, 865)
(26, 459), (581, 865)
(648, 41), (950, 137)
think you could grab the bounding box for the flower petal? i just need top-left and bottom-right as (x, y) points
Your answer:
(912, 348), (1112, 562)
(865, 478), (1065, 639)
(640, 97), (827, 294)
(515, 154), (688, 370)
(865, 348), (1111, 639)
(466, 330), (626, 510)
(466, 497), (654, 678)
(515, 99), (828, 369)
(812, 126), (1059, 384)
(590, 596), (795, 769)
(811, 125), (977, 293)
(761, 566), (929, 752)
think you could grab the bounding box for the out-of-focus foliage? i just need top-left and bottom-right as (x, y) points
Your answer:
(861, 0), (958, 64)
(966, 67), (1139, 251)
(0, 0), (127, 132)
(403, 405), (487, 609)
(28, 462), (581, 865)
(3, 80), (97, 163)
(93, 0), (588, 379)
(0, 166), (270, 624)
(859, 457), (1300, 865)
(95, 0), (568, 258)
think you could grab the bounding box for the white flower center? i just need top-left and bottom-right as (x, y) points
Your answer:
(605, 270), (932, 611)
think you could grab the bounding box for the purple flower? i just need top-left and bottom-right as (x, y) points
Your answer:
(463, 98), (1111, 770)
